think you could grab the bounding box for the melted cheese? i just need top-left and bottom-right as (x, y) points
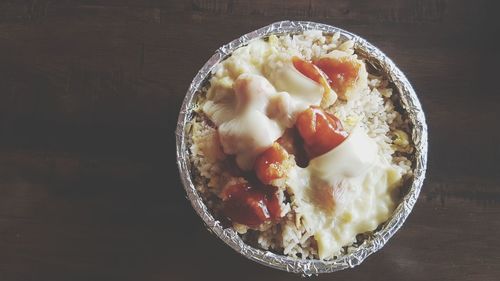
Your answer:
(287, 126), (403, 259)
(203, 39), (324, 170)
(264, 58), (324, 110)
(308, 126), (378, 180)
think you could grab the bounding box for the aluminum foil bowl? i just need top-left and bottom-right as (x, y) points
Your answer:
(176, 21), (428, 275)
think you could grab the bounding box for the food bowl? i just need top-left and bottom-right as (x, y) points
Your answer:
(176, 21), (427, 275)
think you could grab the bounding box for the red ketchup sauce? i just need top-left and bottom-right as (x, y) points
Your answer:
(254, 142), (289, 185)
(293, 56), (360, 99)
(296, 107), (348, 158)
(292, 56), (331, 94)
(313, 57), (360, 98)
(221, 182), (281, 227)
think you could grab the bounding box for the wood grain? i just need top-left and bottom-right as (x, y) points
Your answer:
(0, 0), (499, 280)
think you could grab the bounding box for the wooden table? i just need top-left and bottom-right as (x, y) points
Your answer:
(0, 1), (498, 280)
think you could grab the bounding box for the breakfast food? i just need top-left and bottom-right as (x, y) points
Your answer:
(188, 30), (414, 260)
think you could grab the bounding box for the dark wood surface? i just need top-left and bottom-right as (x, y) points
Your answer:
(0, 1), (499, 280)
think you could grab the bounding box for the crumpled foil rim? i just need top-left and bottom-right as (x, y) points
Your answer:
(176, 21), (428, 275)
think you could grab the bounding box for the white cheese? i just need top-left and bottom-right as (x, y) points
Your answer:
(264, 58), (324, 111)
(287, 126), (403, 259)
(308, 125), (378, 180)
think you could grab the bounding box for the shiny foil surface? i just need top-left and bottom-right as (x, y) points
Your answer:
(176, 21), (428, 275)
